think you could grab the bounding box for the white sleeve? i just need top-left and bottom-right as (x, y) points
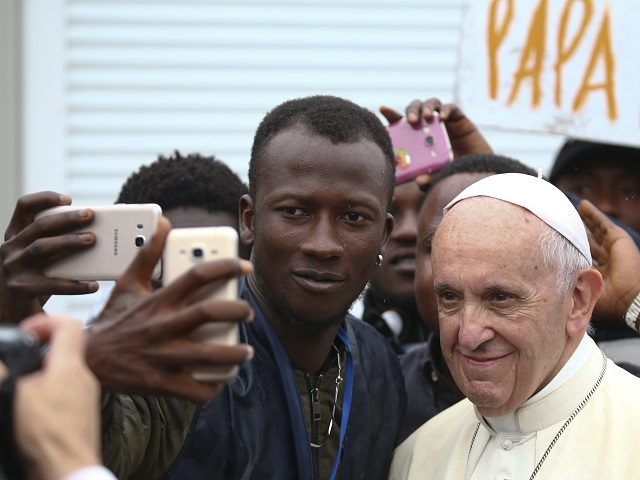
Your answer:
(63, 466), (118, 480)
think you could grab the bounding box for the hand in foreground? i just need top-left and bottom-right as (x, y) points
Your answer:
(579, 199), (640, 325)
(0, 192), (97, 325)
(380, 98), (494, 190)
(15, 314), (101, 480)
(86, 217), (254, 404)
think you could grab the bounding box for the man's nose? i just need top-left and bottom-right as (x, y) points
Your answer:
(457, 306), (495, 351)
(299, 215), (344, 259)
(392, 212), (418, 242)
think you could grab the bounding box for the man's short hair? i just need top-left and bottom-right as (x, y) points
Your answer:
(249, 95), (395, 202)
(116, 151), (248, 216)
(427, 153), (538, 194)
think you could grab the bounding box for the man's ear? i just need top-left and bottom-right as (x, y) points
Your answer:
(381, 212), (395, 251)
(239, 194), (255, 247)
(566, 268), (604, 337)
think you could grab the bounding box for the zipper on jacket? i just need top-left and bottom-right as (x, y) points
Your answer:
(306, 369), (326, 480)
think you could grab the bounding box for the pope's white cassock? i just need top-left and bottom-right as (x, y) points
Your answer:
(389, 334), (640, 479)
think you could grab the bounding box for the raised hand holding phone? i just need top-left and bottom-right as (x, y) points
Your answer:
(162, 226), (240, 382)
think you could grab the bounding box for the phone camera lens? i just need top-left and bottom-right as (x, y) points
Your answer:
(135, 235), (145, 247)
(192, 248), (203, 258)
(425, 136), (434, 146)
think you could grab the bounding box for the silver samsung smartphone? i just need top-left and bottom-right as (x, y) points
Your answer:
(162, 226), (240, 382)
(35, 204), (162, 281)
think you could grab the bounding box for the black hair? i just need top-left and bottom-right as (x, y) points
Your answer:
(116, 151), (248, 216)
(549, 139), (640, 183)
(427, 153), (538, 194)
(249, 95), (395, 202)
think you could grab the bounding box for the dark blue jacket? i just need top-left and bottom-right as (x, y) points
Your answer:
(166, 282), (407, 480)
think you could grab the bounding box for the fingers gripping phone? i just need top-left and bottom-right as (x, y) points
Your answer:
(389, 116), (453, 184)
(35, 204), (162, 281)
(162, 226), (240, 382)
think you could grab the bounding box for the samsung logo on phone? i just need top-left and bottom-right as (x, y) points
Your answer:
(113, 228), (119, 256)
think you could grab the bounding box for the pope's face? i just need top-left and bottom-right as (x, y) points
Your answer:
(432, 198), (573, 417)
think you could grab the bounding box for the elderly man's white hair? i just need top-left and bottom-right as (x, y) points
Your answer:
(444, 172), (593, 295)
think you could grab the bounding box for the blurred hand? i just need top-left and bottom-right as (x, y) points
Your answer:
(380, 98), (494, 191)
(0, 192), (98, 325)
(86, 217), (255, 404)
(579, 199), (640, 325)
(16, 313), (101, 480)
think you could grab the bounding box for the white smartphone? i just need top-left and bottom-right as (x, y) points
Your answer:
(162, 226), (240, 382)
(35, 204), (162, 281)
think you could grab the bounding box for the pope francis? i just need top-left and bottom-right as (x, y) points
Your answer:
(389, 173), (640, 480)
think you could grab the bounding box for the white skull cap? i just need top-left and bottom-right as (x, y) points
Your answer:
(443, 173), (592, 264)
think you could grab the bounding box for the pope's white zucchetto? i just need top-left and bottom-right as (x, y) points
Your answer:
(443, 172), (592, 264)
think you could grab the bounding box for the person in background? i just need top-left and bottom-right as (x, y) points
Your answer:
(578, 198), (640, 370)
(354, 181), (427, 353)
(116, 150), (250, 259)
(550, 140), (640, 344)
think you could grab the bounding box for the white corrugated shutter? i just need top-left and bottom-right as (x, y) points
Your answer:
(23, 0), (563, 319)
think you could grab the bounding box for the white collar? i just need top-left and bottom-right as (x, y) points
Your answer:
(484, 335), (596, 433)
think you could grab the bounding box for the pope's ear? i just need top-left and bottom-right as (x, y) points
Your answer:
(566, 268), (604, 337)
(239, 194), (255, 247)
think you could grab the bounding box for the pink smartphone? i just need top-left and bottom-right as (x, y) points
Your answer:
(388, 116), (453, 184)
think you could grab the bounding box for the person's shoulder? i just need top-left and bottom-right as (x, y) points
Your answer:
(346, 313), (393, 346)
(606, 359), (640, 397)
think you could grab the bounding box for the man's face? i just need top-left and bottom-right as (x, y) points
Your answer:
(415, 173), (491, 332)
(555, 158), (640, 232)
(432, 198), (572, 417)
(242, 125), (393, 327)
(369, 181), (425, 309)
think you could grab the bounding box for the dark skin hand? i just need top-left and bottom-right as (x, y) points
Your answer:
(0, 191), (98, 325)
(86, 217), (255, 405)
(380, 98), (494, 190)
(579, 199), (640, 329)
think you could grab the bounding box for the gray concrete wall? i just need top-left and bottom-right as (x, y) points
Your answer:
(0, 0), (21, 233)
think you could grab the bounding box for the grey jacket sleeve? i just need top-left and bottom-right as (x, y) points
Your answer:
(101, 393), (198, 480)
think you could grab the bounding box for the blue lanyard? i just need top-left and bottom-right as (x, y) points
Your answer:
(329, 327), (354, 480)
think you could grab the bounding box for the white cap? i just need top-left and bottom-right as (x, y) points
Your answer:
(443, 173), (592, 264)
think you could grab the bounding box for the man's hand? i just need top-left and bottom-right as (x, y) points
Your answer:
(0, 192), (98, 324)
(86, 217), (254, 404)
(16, 313), (101, 480)
(578, 199), (640, 324)
(380, 98), (494, 190)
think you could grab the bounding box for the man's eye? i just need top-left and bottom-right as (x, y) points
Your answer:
(491, 292), (512, 302)
(343, 212), (366, 222)
(439, 292), (457, 302)
(282, 207), (305, 216)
